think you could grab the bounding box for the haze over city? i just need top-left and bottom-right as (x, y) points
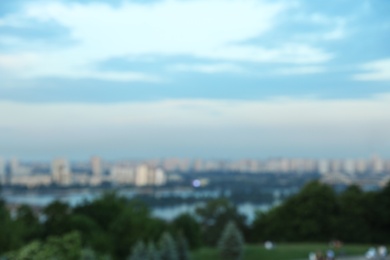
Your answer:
(0, 0), (389, 160)
(2, 2), (390, 259)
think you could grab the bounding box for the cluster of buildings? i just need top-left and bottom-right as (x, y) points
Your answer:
(0, 156), (166, 188)
(1, 155), (390, 189)
(156, 155), (390, 175)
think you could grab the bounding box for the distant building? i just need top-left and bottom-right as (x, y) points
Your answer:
(135, 164), (149, 186)
(154, 168), (166, 186)
(51, 158), (72, 186)
(343, 159), (356, 175)
(318, 159), (330, 174)
(371, 155), (384, 173)
(10, 175), (51, 188)
(110, 166), (135, 184)
(193, 159), (204, 172)
(8, 157), (32, 185)
(0, 157), (5, 184)
(90, 156), (103, 185)
(135, 164), (166, 187)
(9, 157), (19, 176)
(90, 156), (102, 176)
(355, 159), (368, 174)
(73, 174), (91, 186)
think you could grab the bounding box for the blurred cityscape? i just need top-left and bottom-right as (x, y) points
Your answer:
(1, 155), (390, 189)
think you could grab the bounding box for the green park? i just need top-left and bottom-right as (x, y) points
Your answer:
(1, 181), (390, 259)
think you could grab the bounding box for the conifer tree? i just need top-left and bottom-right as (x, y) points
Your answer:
(159, 232), (178, 260)
(81, 247), (97, 260)
(217, 221), (244, 260)
(147, 241), (160, 260)
(129, 241), (147, 260)
(176, 233), (190, 260)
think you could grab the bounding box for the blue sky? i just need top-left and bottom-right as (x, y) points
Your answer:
(0, 0), (389, 160)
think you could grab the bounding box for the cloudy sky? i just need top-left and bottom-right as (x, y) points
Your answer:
(0, 0), (389, 160)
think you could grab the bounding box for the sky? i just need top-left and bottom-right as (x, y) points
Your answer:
(0, 0), (389, 160)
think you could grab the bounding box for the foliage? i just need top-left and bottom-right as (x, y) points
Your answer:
(176, 233), (190, 260)
(335, 185), (371, 242)
(3, 182), (390, 259)
(129, 241), (147, 260)
(6, 231), (82, 260)
(195, 198), (247, 246)
(172, 213), (202, 249)
(43, 200), (73, 237)
(14, 204), (43, 243)
(147, 241), (160, 260)
(74, 192), (128, 232)
(252, 181), (339, 242)
(217, 221), (244, 260)
(159, 232), (178, 260)
(0, 199), (20, 254)
(109, 202), (166, 259)
(251, 181), (390, 243)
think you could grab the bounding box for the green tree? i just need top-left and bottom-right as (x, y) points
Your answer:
(159, 232), (178, 260)
(196, 198), (247, 246)
(74, 192), (128, 232)
(43, 200), (72, 237)
(368, 182), (390, 243)
(14, 204), (42, 243)
(81, 247), (97, 260)
(252, 181), (339, 242)
(218, 221), (244, 260)
(67, 213), (108, 253)
(176, 233), (190, 260)
(0, 199), (19, 254)
(147, 242), (160, 260)
(129, 241), (147, 260)
(336, 185), (370, 242)
(109, 201), (166, 259)
(172, 213), (202, 249)
(6, 231), (82, 260)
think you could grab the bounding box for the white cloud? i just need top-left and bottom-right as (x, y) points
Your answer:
(170, 63), (244, 74)
(0, 53), (39, 71)
(273, 65), (325, 75)
(0, 0), (334, 81)
(353, 59), (390, 81)
(293, 13), (347, 42)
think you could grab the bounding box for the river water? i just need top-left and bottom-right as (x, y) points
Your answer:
(1, 188), (289, 223)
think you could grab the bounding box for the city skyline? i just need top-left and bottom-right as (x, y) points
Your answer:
(0, 0), (389, 159)
(2, 154), (390, 188)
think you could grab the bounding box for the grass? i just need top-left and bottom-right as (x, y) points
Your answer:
(191, 243), (371, 260)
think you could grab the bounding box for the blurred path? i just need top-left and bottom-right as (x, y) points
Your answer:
(297, 256), (390, 260)
(337, 256), (390, 260)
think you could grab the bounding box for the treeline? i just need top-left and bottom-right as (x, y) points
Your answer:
(0, 191), (247, 259)
(1, 181), (390, 259)
(252, 181), (390, 243)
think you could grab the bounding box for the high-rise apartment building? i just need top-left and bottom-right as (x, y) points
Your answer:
(51, 158), (71, 186)
(318, 159), (330, 174)
(134, 164), (166, 186)
(343, 159), (356, 175)
(0, 157), (5, 184)
(90, 156), (103, 185)
(110, 166), (135, 184)
(90, 156), (102, 176)
(135, 164), (149, 186)
(10, 157), (19, 176)
(355, 159), (368, 173)
(154, 168), (166, 186)
(371, 155), (384, 173)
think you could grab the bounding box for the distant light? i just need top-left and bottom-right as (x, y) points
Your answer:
(192, 179), (201, 188)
